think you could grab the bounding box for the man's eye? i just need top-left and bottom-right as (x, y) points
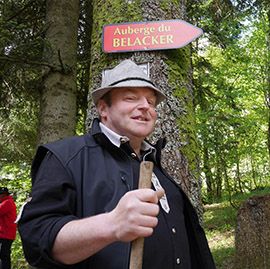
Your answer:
(125, 96), (136, 101)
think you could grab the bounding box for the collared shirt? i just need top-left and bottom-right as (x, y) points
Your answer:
(100, 122), (191, 268)
(99, 122), (157, 161)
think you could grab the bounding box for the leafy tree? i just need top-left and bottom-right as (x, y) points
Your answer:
(0, 0), (45, 164)
(76, 0), (93, 134)
(187, 0), (244, 48)
(191, 0), (270, 202)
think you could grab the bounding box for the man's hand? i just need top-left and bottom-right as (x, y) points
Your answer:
(108, 188), (165, 242)
(51, 188), (164, 265)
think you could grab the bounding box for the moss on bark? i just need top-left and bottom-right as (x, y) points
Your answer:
(86, 0), (203, 223)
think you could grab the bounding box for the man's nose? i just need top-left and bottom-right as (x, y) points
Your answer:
(137, 97), (150, 109)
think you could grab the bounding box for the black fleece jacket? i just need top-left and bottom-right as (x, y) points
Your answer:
(18, 118), (215, 269)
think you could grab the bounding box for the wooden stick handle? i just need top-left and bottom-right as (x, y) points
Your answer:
(129, 161), (154, 269)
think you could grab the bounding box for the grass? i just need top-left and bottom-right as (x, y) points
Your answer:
(203, 186), (270, 269)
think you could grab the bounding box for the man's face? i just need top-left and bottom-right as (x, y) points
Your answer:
(98, 87), (157, 142)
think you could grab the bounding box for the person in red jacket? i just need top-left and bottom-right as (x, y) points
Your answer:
(0, 187), (17, 269)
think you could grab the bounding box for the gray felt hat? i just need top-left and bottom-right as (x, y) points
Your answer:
(91, 59), (166, 106)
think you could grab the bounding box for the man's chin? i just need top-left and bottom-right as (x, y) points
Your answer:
(131, 129), (153, 139)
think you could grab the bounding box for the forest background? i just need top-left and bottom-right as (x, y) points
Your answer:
(0, 0), (269, 268)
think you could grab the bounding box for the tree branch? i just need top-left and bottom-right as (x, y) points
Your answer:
(0, 54), (72, 74)
(0, 54), (54, 69)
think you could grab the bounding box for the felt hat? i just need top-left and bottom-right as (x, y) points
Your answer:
(91, 59), (166, 106)
(0, 187), (9, 194)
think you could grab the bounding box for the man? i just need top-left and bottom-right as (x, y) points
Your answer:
(18, 59), (215, 268)
(0, 187), (17, 269)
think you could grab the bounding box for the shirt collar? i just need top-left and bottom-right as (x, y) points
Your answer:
(99, 122), (157, 161)
(99, 122), (129, 148)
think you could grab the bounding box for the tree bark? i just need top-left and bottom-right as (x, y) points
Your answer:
(76, 0), (93, 134)
(235, 194), (270, 269)
(203, 143), (214, 201)
(86, 0), (204, 223)
(37, 0), (79, 145)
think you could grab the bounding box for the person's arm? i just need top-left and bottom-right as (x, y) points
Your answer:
(18, 152), (79, 267)
(51, 188), (164, 265)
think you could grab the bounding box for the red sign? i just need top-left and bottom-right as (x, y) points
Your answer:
(102, 20), (203, 53)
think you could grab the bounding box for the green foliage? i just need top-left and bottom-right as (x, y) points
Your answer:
(0, 163), (32, 201)
(11, 233), (28, 268)
(0, 0), (46, 93)
(0, 0), (45, 166)
(0, 94), (39, 165)
(187, 0), (245, 49)
(191, 0), (270, 203)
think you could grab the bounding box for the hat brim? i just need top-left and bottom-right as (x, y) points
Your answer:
(92, 80), (165, 106)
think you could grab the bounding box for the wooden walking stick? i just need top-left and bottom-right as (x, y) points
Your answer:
(129, 161), (154, 269)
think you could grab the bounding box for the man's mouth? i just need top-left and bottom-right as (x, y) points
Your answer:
(137, 117), (147, 121)
(132, 116), (148, 121)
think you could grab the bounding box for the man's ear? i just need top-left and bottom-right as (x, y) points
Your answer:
(97, 99), (108, 120)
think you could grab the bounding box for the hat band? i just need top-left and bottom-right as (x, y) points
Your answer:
(109, 77), (156, 87)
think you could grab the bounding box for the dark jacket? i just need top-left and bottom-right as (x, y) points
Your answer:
(18, 119), (215, 268)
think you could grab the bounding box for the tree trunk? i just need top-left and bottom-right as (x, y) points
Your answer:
(234, 194), (270, 269)
(76, 0), (93, 134)
(221, 155), (236, 208)
(214, 133), (222, 200)
(250, 153), (258, 189)
(215, 163), (222, 200)
(37, 0), (79, 145)
(236, 154), (243, 193)
(85, 0), (203, 223)
(203, 144), (214, 201)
